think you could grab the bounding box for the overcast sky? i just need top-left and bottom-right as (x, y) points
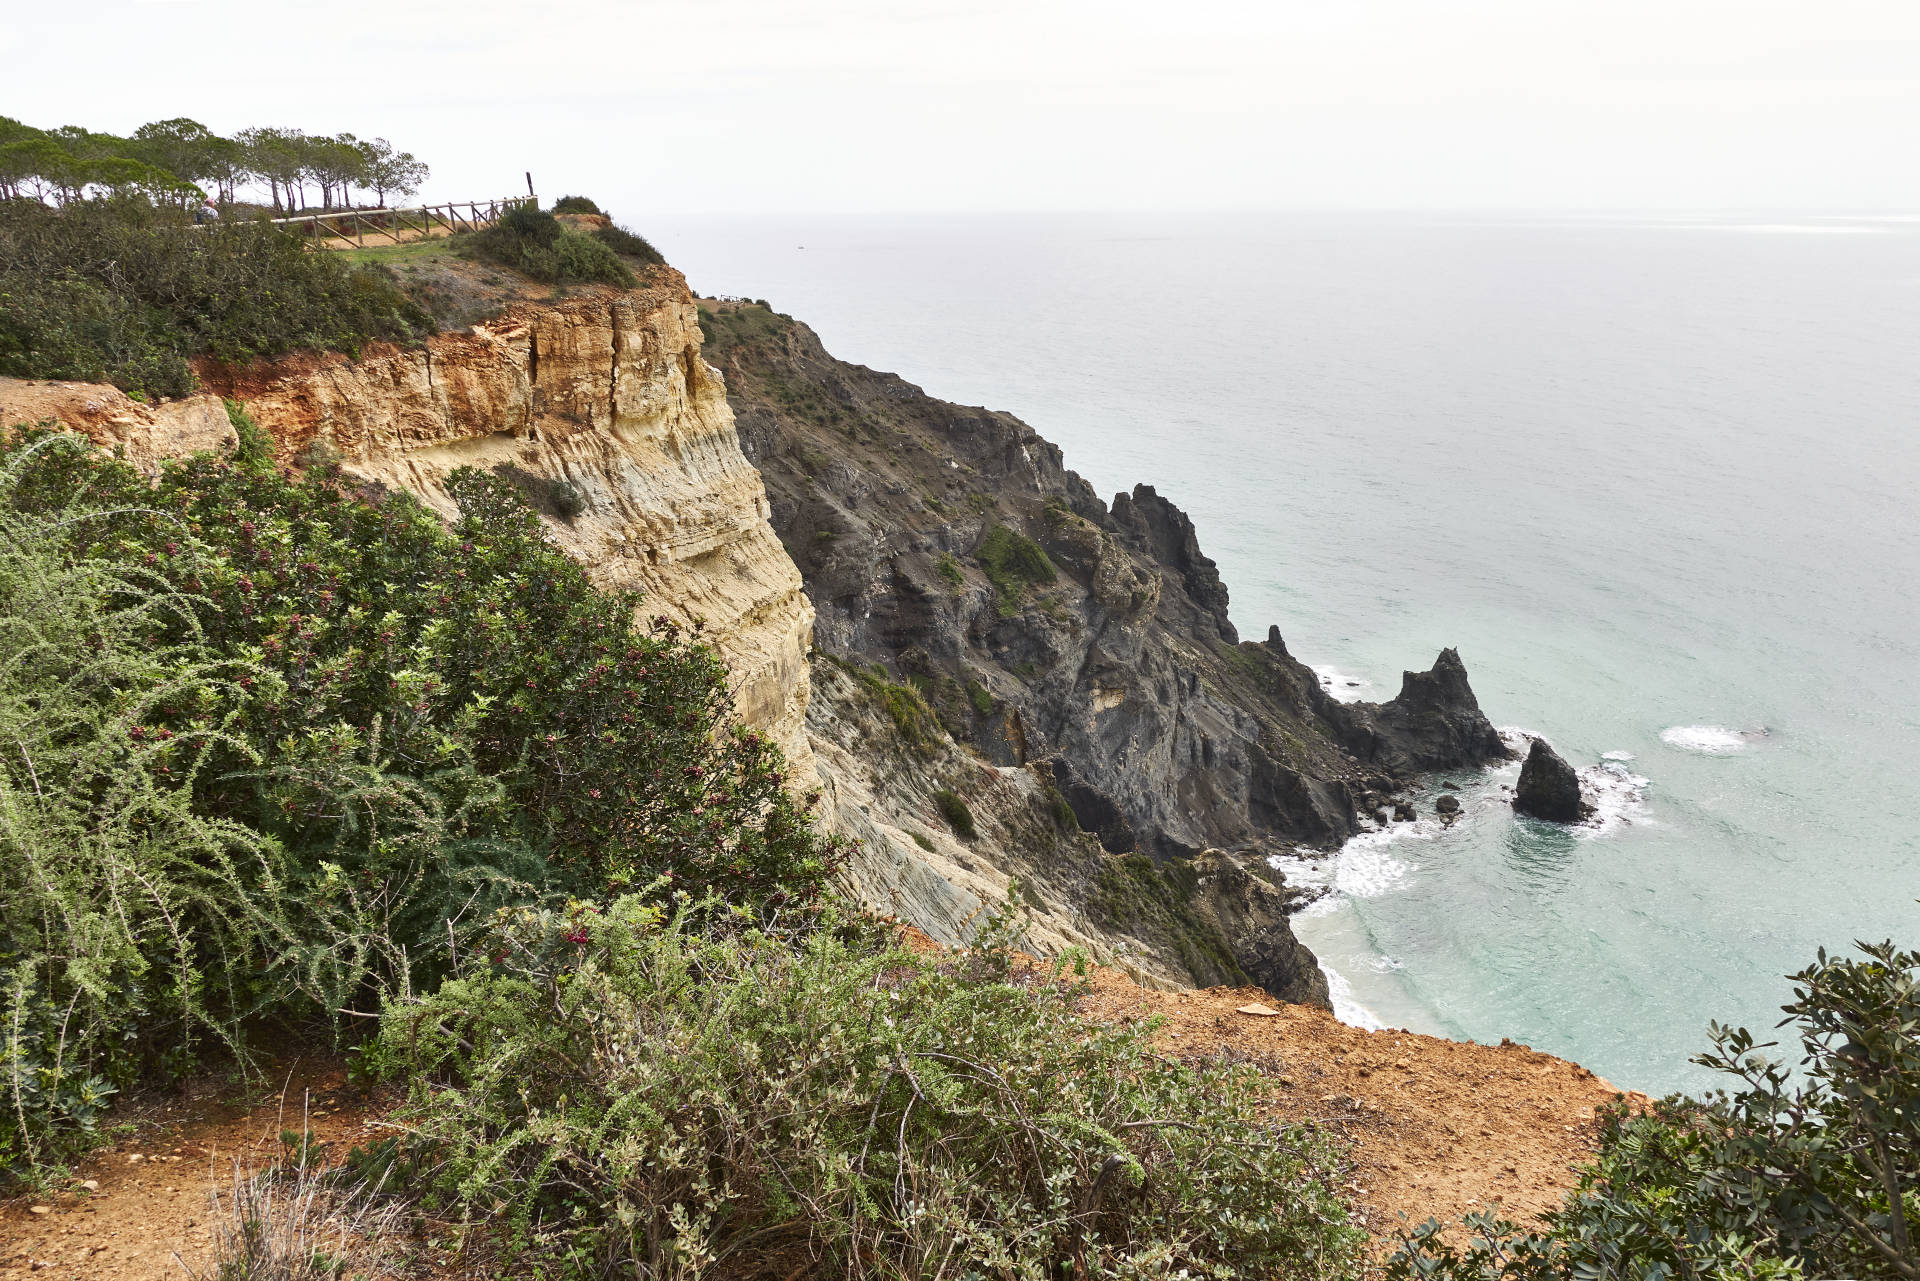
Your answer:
(9, 0), (1920, 214)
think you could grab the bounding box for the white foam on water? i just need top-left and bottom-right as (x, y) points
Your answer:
(1282, 824), (1429, 918)
(1282, 723), (1650, 1031)
(1318, 961), (1385, 1031)
(1574, 760), (1653, 838)
(1311, 664), (1374, 704)
(1660, 725), (1748, 754)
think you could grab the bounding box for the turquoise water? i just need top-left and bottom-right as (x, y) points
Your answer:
(643, 209), (1920, 1094)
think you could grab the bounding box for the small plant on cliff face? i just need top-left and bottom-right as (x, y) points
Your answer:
(1390, 939), (1920, 1281)
(373, 894), (1363, 1279)
(974, 523), (1056, 617)
(934, 787), (977, 840)
(934, 551), (965, 590)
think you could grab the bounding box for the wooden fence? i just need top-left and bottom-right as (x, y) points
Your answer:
(268, 195), (538, 247)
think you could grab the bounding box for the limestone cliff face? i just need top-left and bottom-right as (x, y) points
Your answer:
(0, 272), (816, 780)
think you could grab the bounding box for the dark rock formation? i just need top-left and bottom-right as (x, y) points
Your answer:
(1187, 851), (1329, 1007)
(1332, 648), (1512, 774)
(1513, 738), (1593, 822)
(702, 301), (1508, 1001)
(1434, 794), (1462, 816)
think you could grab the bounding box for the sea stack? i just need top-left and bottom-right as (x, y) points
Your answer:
(1513, 738), (1593, 823)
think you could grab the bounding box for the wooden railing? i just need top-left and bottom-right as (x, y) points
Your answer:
(269, 195), (538, 247)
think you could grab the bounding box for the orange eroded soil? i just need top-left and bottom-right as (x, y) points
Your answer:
(1073, 966), (1629, 1243)
(0, 1059), (395, 1280)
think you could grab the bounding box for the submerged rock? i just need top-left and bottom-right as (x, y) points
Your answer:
(1513, 738), (1593, 823)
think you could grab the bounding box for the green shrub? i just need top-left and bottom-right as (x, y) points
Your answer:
(0, 428), (839, 1177)
(593, 222), (665, 265)
(0, 200), (433, 398)
(375, 895), (1362, 1279)
(461, 207), (634, 288)
(834, 655), (946, 756)
(1390, 939), (1920, 1280)
(0, 434), (304, 1174)
(934, 550), (964, 590)
(548, 479), (586, 518)
(934, 788), (976, 840)
(975, 524), (1056, 617)
(549, 195), (602, 215)
(966, 676), (994, 716)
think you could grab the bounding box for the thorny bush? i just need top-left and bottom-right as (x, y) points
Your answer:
(371, 892), (1363, 1280)
(0, 425), (839, 1178)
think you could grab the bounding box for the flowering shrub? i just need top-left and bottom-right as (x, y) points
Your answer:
(0, 425), (839, 1178)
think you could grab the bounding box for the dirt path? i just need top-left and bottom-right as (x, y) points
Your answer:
(0, 1060), (392, 1280)
(0, 972), (1627, 1276)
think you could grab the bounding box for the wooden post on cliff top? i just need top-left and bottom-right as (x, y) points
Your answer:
(525, 172), (535, 200)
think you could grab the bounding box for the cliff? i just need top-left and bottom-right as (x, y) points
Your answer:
(702, 300), (1510, 1001)
(0, 278), (1509, 1009)
(0, 271), (818, 783)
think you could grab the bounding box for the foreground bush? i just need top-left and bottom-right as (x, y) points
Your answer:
(0, 434), (302, 1171)
(0, 427), (836, 1178)
(1390, 941), (1920, 1281)
(374, 896), (1362, 1279)
(0, 199), (433, 397)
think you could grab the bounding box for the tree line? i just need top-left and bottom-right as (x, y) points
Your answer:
(0, 116), (430, 212)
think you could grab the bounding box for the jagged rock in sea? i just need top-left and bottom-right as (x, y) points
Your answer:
(1333, 648), (1513, 774)
(1513, 737), (1594, 822)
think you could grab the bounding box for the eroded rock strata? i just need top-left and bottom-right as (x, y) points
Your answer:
(703, 301), (1510, 1002)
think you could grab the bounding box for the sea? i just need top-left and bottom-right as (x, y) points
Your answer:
(642, 208), (1920, 1095)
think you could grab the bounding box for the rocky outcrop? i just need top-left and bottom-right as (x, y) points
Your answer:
(0, 379), (237, 473)
(1185, 850), (1330, 1006)
(703, 301), (1509, 1002)
(1, 273), (817, 781)
(1333, 648), (1512, 774)
(1513, 738), (1593, 822)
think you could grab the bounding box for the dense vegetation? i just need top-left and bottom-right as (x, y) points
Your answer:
(1391, 940), (1920, 1280)
(462, 205), (635, 287)
(0, 423), (836, 1174)
(0, 115), (428, 210)
(369, 895), (1362, 1279)
(0, 199), (433, 396)
(0, 418), (1367, 1277)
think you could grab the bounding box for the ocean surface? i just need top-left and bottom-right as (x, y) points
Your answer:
(642, 208), (1920, 1095)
